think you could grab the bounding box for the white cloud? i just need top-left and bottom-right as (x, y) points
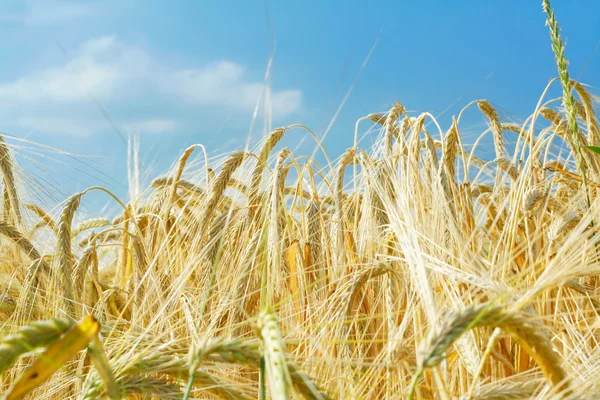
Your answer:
(171, 62), (302, 115)
(0, 35), (301, 135)
(171, 62), (302, 116)
(0, 36), (148, 103)
(0, 57), (118, 103)
(0, 1), (100, 25)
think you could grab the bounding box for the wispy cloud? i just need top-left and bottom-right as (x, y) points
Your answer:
(0, 35), (302, 135)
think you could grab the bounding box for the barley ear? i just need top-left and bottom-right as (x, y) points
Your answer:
(408, 304), (571, 398)
(477, 100), (506, 160)
(542, 0), (592, 214)
(257, 310), (294, 400)
(72, 218), (111, 238)
(0, 135), (21, 225)
(199, 151), (247, 234)
(250, 128), (286, 218)
(57, 192), (86, 319)
(384, 101), (405, 157)
(0, 221), (43, 262)
(24, 203), (57, 233)
(0, 318), (73, 374)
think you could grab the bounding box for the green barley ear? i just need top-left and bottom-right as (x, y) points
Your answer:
(542, 0), (578, 137)
(88, 336), (120, 400)
(542, 0), (590, 191)
(257, 310), (294, 400)
(0, 318), (72, 374)
(542, 0), (597, 251)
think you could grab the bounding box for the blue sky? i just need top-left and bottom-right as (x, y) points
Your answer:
(0, 0), (599, 203)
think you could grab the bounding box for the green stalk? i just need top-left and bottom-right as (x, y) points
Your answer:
(182, 360), (198, 400)
(259, 356), (267, 400)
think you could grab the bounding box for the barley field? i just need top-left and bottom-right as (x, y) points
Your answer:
(1, 1), (600, 399)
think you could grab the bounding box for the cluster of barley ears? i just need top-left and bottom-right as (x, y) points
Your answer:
(1, 1), (600, 398)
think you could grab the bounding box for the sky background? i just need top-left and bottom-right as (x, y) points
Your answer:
(0, 0), (599, 207)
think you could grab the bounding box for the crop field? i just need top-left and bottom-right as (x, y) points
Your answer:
(1, 1), (600, 399)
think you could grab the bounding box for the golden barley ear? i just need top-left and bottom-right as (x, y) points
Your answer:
(477, 100), (506, 160)
(408, 303), (571, 398)
(72, 218), (111, 238)
(384, 101), (405, 157)
(0, 221), (43, 262)
(0, 135), (21, 225)
(250, 128), (287, 218)
(198, 151), (247, 234)
(24, 203), (57, 234)
(56, 192), (86, 319)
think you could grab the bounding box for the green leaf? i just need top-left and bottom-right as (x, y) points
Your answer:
(584, 146), (600, 156)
